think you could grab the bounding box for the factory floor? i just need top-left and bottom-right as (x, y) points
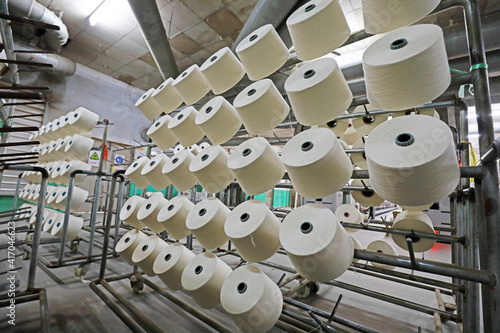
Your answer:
(0, 213), (464, 333)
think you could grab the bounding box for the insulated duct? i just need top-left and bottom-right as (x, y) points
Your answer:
(8, 0), (69, 52)
(127, 0), (179, 80)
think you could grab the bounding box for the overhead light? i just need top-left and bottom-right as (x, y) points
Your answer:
(89, 0), (117, 26)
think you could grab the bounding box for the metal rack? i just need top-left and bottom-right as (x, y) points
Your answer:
(87, 0), (499, 331)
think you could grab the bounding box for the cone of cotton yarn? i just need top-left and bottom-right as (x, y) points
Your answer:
(125, 156), (151, 190)
(365, 115), (460, 208)
(173, 65), (210, 105)
(198, 142), (210, 150)
(362, 0), (440, 34)
(131, 235), (169, 276)
(64, 134), (94, 160)
(352, 105), (388, 136)
(116, 229), (149, 265)
(167, 106), (205, 148)
(146, 115), (178, 151)
(157, 195), (194, 240)
(350, 138), (367, 169)
(280, 204), (353, 282)
(189, 145), (234, 194)
(161, 150), (197, 192)
(186, 197), (230, 250)
(235, 24), (289, 81)
(119, 195), (146, 229)
(220, 265), (283, 333)
(200, 47), (246, 94)
(51, 214), (83, 241)
(153, 243), (196, 290)
(181, 252), (233, 309)
(152, 78), (183, 114)
(187, 144), (200, 155)
(195, 96), (242, 145)
(363, 24), (451, 111)
(54, 136), (74, 162)
(391, 211), (435, 252)
(366, 240), (397, 270)
(135, 88), (163, 120)
(137, 193), (169, 233)
(285, 58), (352, 126)
(233, 79), (289, 135)
(335, 204), (364, 233)
(140, 153), (171, 191)
(282, 128), (352, 198)
(224, 200), (281, 263)
(351, 236), (363, 263)
(68, 107), (99, 134)
(287, 0), (350, 60)
(57, 160), (91, 185)
(227, 137), (285, 195)
(340, 122), (362, 145)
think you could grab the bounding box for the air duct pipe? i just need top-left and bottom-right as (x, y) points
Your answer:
(127, 0), (179, 80)
(8, 0), (69, 52)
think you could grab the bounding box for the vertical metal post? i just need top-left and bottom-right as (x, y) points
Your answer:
(86, 120), (109, 264)
(113, 178), (125, 256)
(10, 173), (22, 221)
(28, 168), (48, 291)
(460, 1), (500, 331)
(57, 174), (76, 265)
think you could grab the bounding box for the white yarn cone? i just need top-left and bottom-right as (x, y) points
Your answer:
(64, 134), (94, 160)
(60, 111), (78, 136)
(42, 211), (61, 232)
(157, 195), (194, 240)
(233, 79), (289, 135)
(46, 187), (66, 210)
(153, 243), (196, 290)
(220, 265), (283, 333)
(131, 235), (169, 276)
(224, 199), (281, 263)
(363, 24), (451, 110)
(51, 116), (69, 138)
(167, 106), (205, 148)
(350, 138), (367, 169)
(366, 240), (397, 270)
(198, 142), (210, 150)
(287, 0), (350, 60)
(119, 195), (146, 229)
(57, 160), (91, 186)
(340, 122), (362, 145)
(282, 128), (352, 198)
(135, 88), (163, 120)
(195, 96), (242, 145)
(51, 214), (83, 241)
(187, 144), (200, 155)
(30, 207), (48, 226)
(227, 137), (285, 195)
(116, 229), (149, 265)
(55, 186), (89, 212)
(140, 153), (171, 191)
(146, 115), (178, 151)
(181, 252), (233, 309)
(47, 139), (64, 160)
(152, 78), (183, 114)
(351, 236), (362, 263)
(285, 58), (352, 126)
(125, 156), (151, 190)
(186, 197), (230, 250)
(40, 141), (54, 162)
(189, 145), (234, 193)
(161, 150), (197, 192)
(68, 107), (99, 134)
(200, 47), (246, 94)
(391, 211), (435, 252)
(335, 204), (364, 233)
(137, 193), (169, 233)
(280, 204), (353, 282)
(362, 0), (441, 34)
(352, 105), (389, 136)
(235, 24), (289, 81)
(173, 65), (210, 105)
(365, 115), (460, 208)
(351, 179), (385, 207)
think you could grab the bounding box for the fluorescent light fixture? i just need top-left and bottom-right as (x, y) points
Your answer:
(89, 0), (118, 26)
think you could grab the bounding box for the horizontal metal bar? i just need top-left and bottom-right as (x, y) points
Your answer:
(0, 156), (38, 163)
(0, 126), (39, 132)
(351, 167), (483, 180)
(0, 92), (44, 100)
(0, 13), (61, 30)
(0, 141), (39, 147)
(354, 249), (496, 286)
(0, 152), (38, 158)
(3, 101), (45, 106)
(342, 222), (466, 244)
(13, 50), (55, 54)
(0, 86), (50, 91)
(0, 59), (53, 67)
(8, 114), (44, 118)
